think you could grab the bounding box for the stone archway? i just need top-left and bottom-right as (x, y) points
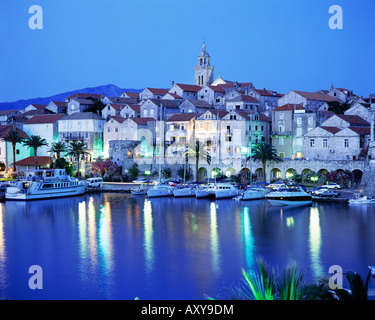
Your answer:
(351, 169), (363, 189)
(270, 168), (282, 181)
(225, 167), (236, 178)
(286, 168), (297, 179)
(198, 167), (207, 181)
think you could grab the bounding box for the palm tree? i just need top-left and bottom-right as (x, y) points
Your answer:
(3, 129), (24, 172)
(49, 141), (68, 169)
(67, 141), (91, 177)
(251, 143), (282, 182)
(189, 141), (211, 182)
(49, 141), (67, 159)
(22, 135), (48, 169)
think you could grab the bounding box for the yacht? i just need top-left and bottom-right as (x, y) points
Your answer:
(5, 169), (87, 200)
(243, 187), (269, 201)
(196, 183), (238, 199)
(173, 184), (196, 197)
(195, 183), (214, 199)
(147, 183), (175, 198)
(266, 186), (312, 206)
(212, 183), (239, 199)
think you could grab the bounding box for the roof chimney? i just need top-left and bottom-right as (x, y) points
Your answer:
(171, 81), (175, 88)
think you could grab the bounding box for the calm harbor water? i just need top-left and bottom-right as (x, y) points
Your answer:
(0, 192), (374, 300)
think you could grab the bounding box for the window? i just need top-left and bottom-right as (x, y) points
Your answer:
(279, 112), (284, 120)
(344, 139), (349, 148)
(115, 128), (118, 133)
(16, 149), (20, 155)
(235, 147), (241, 153)
(107, 128), (111, 133)
(309, 139), (315, 148)
(279, 138), (284, 145)
(227, 147), (231, 153)
(323, 138), (328, 148)
(297, 117), (302, 125)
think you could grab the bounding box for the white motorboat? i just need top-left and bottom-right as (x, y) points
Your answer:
(5, 169), (87, 201)
(173, 185), (196, 197)
(147, 184), (174, 198)
(368, 266), (375, 277)
(348, 193), (375, 204)
(243, 187), (268, 200)
(266, 186), (312, 206)
(212, 183), (239, 199)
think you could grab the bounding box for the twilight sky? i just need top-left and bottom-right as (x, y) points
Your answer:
(0, 0), (374, 102)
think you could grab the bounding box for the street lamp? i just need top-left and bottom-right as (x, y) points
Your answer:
(310, 176), (318, 186)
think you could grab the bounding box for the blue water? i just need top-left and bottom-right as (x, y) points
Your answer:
(0, 193), (374, 300)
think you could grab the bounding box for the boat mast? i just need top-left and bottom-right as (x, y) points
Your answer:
(158, 104), (163, 184)
(215, 110), (220, 186)
(243, 113), (252, 188)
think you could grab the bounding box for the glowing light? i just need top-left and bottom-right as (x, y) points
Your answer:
(210, 202), (221, 275)
(242, 207), (255, 269)
(143, 199), (154, 273)
(309, 207), (323, 279)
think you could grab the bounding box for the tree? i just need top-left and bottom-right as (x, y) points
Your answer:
(189, 141), (211, 182)
(251, 143), (283, 182)
(128, 163), (140, 181)
(3, 129), (24, 172)
(327, 101), (350, 114)
(49, 141), (68, 169)
(83, 97), (106, 114)
(22, 135), (48, 169)
(49, 141), (67, 159)
(67, 141), (91, 177)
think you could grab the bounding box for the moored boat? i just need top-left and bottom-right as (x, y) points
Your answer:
(243, 187), (268, 201)
(5, 169), (87, 201)
(266, 186), (312, 206)
(147, 184), (175, 198)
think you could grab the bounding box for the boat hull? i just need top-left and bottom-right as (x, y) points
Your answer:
(5, 185), (87, 201)
(214, 190), (238, 199)
(266, 196), (312, 206)
(196, 189), (211, 199)
(147, 189), (173, 198)
(243, 191), (266, 200)
(173, 188), (195, 197)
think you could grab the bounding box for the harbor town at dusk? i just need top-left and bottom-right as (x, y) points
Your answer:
(0, 0), (375, 308)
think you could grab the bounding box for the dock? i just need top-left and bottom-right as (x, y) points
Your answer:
(312, 196), (349, 203)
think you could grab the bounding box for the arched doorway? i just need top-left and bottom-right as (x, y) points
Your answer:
(211, 167), (222, 179)
(270, 168), (282, 181)
(198, 167), (207, 181)
(225, 167), (236, 178)
(286, 168), (297, 179)
(351, 169), (363, 188)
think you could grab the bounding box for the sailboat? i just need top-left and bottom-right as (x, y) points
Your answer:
(241, 113), (268, 200)
(173, 140), (196, 197)
(147, 104), (175, 198)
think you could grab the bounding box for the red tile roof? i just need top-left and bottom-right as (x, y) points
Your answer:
(336, 114), (369, 126)
(273, 104), (304, 111)
(348, 127), (371, 135)
(166, 113), (197, 122)
(24, 114), (65, 124)
(320, 126), (341, 134)
(130, 117), (156, 125)
(123, 92), (139, 98)
(29, 104), (47, 110)
(109, 116), (127, 124)
(12, 156), (52, 166)
(175, 83), (202, 92)
(145, 88), (169, 95)
(293, 90), (340, 102)
(253, 88), (283, 97)
(0, 125), (30, 139)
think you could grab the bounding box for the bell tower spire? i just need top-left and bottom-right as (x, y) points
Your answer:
(194, 42), (214, 86)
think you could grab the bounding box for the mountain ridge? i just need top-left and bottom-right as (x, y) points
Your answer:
(0, 84), (142, 110)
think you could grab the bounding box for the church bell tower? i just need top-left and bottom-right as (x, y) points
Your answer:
(194, 42), (214, 87)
